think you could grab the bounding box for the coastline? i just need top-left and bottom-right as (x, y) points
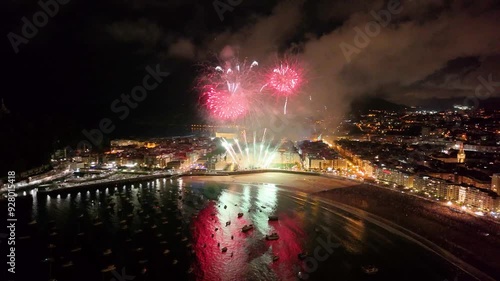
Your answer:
(315, 185), (500, 280)
(183, 172), (500, 281)
(8, 170), (500, 279)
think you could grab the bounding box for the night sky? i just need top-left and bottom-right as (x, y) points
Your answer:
(1, 0), (499, 173)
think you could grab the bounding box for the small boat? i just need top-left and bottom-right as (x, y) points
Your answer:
(268, 215), (279, 221)
(62, 261), (74, 268)
(28, 220), (37, 225)
(237, 213), (243, 218)
(70, 247), (82, 253)
(163, 249), (170, 255)
(172, 259), (178, 265)
(181, 237), (188, 242)
(19, 235), (31, 240)
(135, 247), (143, 252)
(265, 233), (279, 240)
(101, 265), (116, 273)
(361, 265), (379, 274)
(103, 249), (112, 256)
(160, 240), (167, 244)
(242, 224), (254, 232)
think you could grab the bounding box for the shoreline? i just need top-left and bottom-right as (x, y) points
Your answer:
(182, 173), (500, 281)
(20, 169), (323, 196)
(314, 185), (500, 280)
(4, 170), (499, 279)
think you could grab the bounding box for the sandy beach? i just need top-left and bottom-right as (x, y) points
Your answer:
(185, 172), (358, 194)
(184, 172), (500, 280)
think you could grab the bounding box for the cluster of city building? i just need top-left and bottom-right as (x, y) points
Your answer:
(47, 106), (499, 214)
(312, 107), (500, 213)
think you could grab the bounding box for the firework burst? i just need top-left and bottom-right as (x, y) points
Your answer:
(266, 63), (302, 97)
(197, 54), (259, 120)
(261, 55), (305, 115)
(203, 87), (249, 120)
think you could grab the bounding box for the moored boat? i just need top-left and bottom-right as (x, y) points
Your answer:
(265, 232), (279, 240)
(242, 224), (254, 232)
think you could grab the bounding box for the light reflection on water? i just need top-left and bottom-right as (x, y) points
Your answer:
(10, 178), (473, 281)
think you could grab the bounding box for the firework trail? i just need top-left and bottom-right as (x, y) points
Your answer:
(222, 129), (279, 170)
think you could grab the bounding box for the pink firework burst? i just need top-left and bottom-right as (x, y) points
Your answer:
(262, 55), (306, 114)
(267, 64), (302, 97)
(196, 54), (260, 121)
(204, 87), (249, 120)
(264, 58), (304, 98)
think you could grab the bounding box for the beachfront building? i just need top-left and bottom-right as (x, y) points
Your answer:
(438, 184), (460, 201)
(457, 185), (498, 211)
(412, 175), (448, 198)
(270, 151), (301, 169)
(373, 166), (413, 187)
(304, 157), (348, 171)
(492, 174), (500, 196)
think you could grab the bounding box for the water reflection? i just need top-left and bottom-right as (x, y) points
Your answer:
(7, 178), (472, 281)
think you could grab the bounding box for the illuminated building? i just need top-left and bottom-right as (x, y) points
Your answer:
(457, 143), (466, 163)
(110, 139), (144, 147)
(493, 174), (500, 196)
(215, 132), (237, 139)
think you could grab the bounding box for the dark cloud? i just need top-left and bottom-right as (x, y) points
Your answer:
(299, 0), (500, 109)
